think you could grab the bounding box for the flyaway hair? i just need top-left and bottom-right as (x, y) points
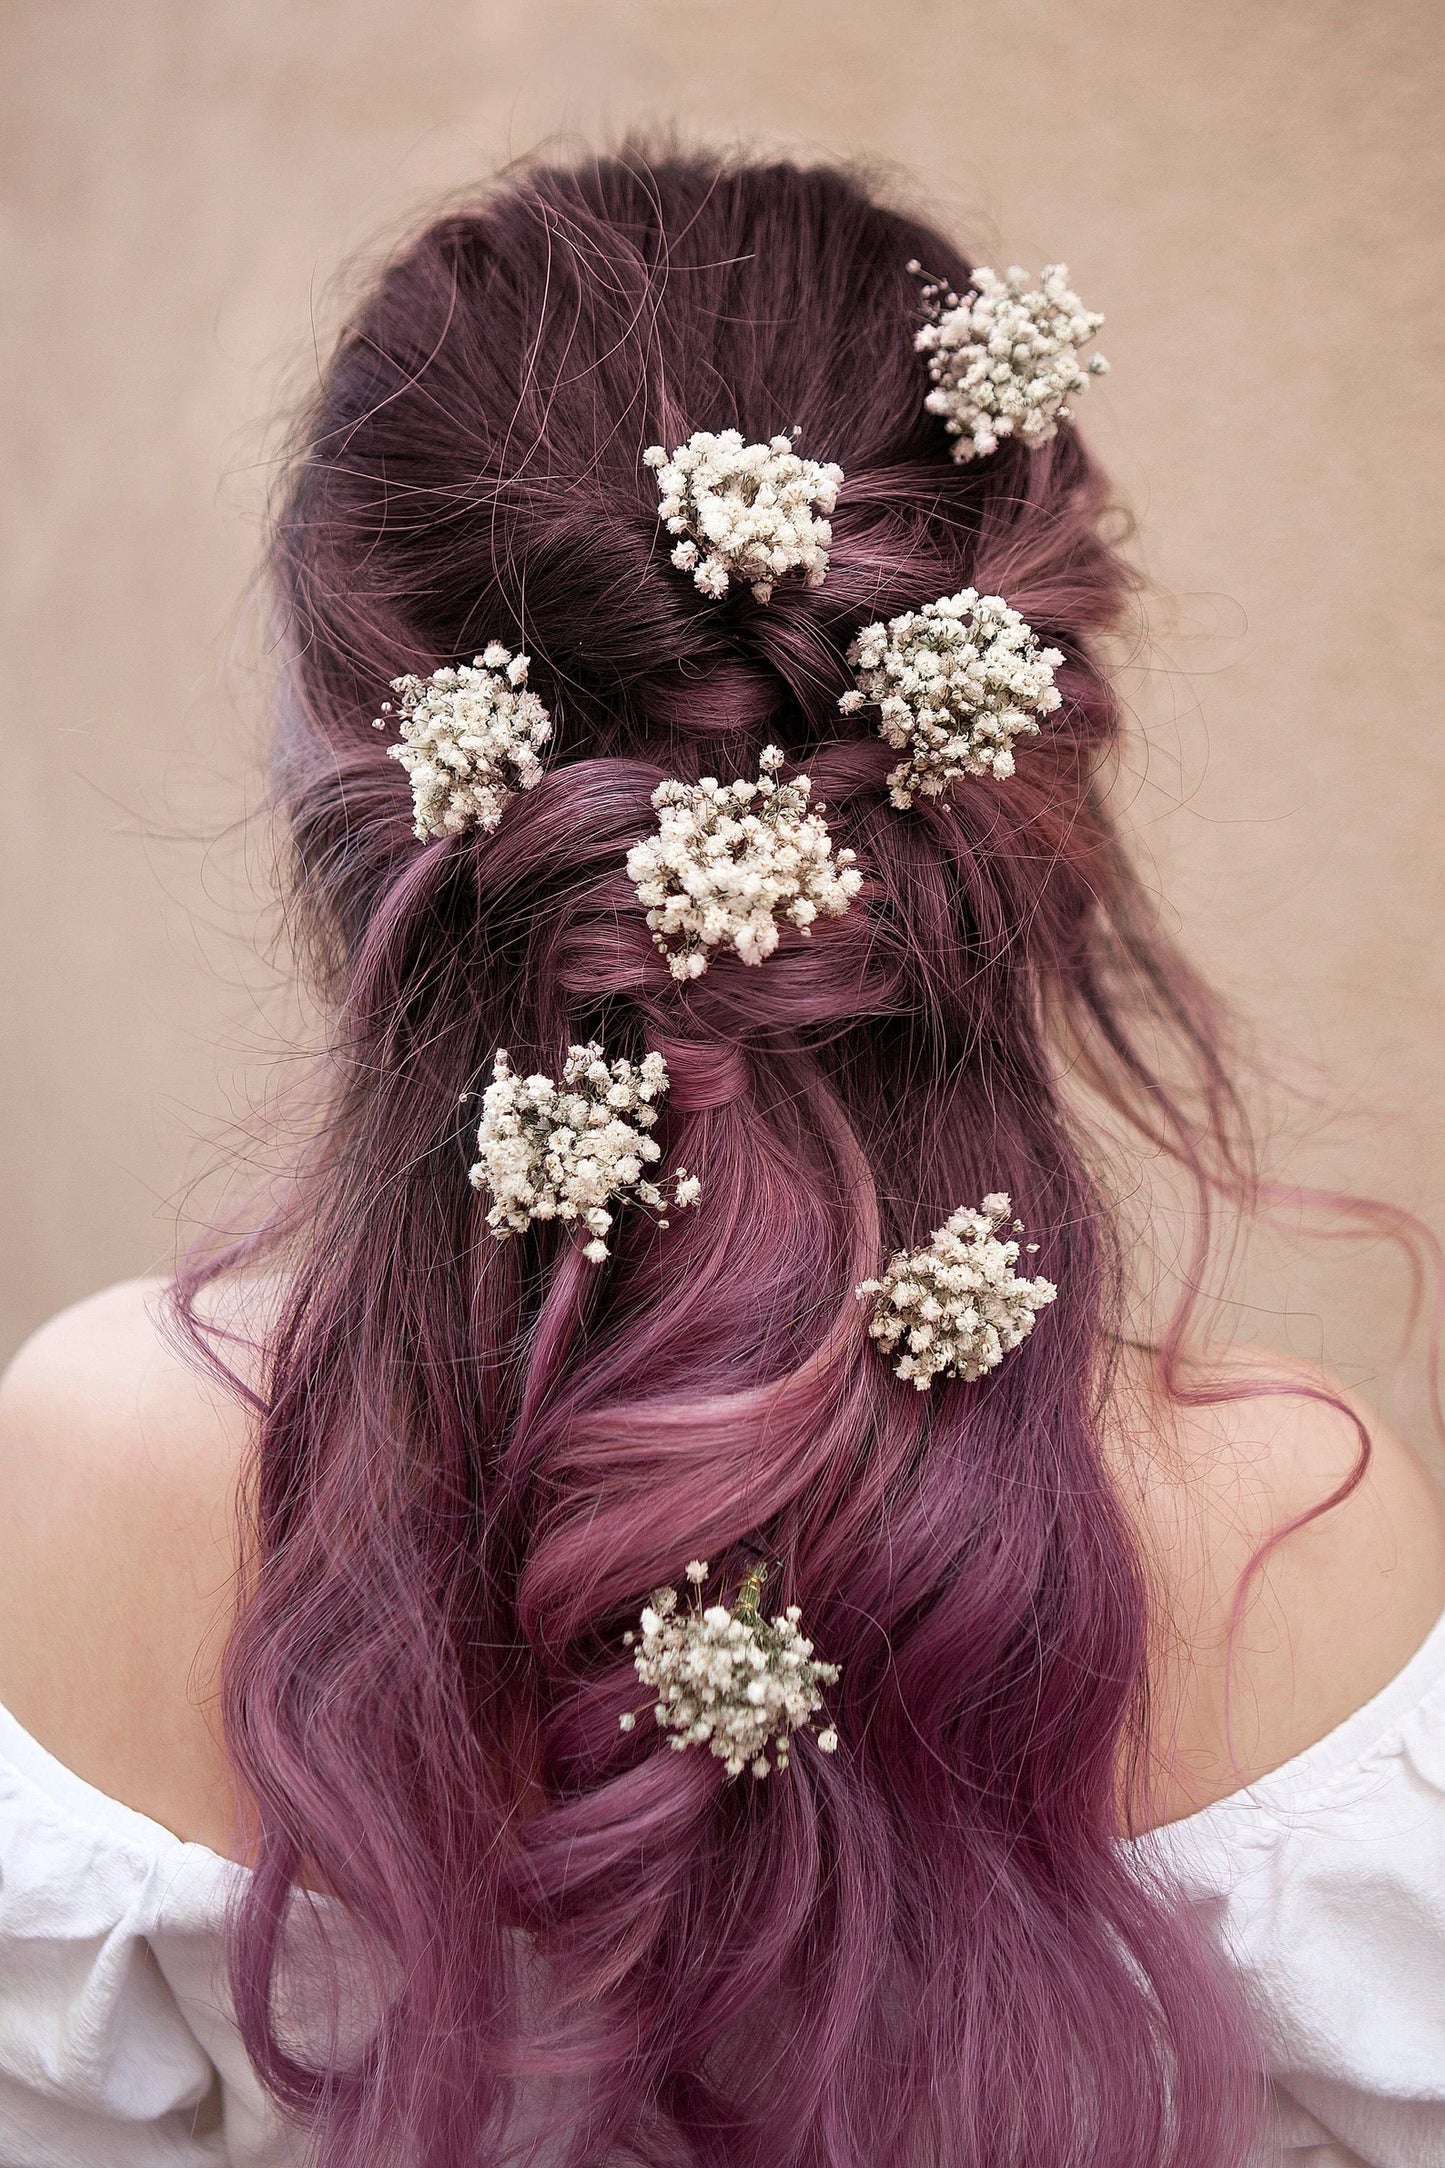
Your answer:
(178, 148), (1268, 2165)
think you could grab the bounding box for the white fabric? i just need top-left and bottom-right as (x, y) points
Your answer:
(2, 1613), (1444, 2167)
(0, 1702), (301, 2166)
(1134, 1601), (1445, 2165)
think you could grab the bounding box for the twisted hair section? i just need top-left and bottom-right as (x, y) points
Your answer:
(179, 149), (1263, 2164)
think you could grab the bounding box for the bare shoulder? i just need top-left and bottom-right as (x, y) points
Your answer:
(0, 1277), (260, 1856)
(1112, 1342), (1445, 1829)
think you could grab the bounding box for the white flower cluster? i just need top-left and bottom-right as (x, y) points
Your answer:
(643, 430), (845, 603)
(839, 589), (1064, 806)
(375, 644), (551, 843)
(857, 1194), (1056, 1389)
(909, 261), (1108, 463)
(626, 746), (863, 981)
(469, 1043), (699, 1265)
(620, 1562), (839, 1778)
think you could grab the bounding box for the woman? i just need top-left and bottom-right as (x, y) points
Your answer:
(1, 148), (1442, 2168)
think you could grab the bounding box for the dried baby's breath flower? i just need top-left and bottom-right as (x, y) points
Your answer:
(627, 745), (863, 981)
(469, 1042), (697, 1265)
(622, 1562), (839, 1778)
(857, 1193), (1056, 1388)
(644, 429), (844, 602)
(375, 643), (551, 842)
(839, 589), (1063, 805)
(909, 261), (1108, 463)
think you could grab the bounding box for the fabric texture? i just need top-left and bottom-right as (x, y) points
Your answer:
(1137, 1603), (1445, 2166)
(2, 1609), (1445, 2166)
(0, 1703), (301, 2166)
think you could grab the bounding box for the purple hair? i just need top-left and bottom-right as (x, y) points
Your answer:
(180, 149), (1269, 2164)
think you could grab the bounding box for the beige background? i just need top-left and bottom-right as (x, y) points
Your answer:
(2, 1), (1442, 1411)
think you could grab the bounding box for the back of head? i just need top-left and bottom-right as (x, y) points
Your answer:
(190, 147), (1260, 2166)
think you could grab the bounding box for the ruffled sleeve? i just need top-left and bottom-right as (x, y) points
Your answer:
(1135, 1607), (1445, 2166)
(0, 1700), (302, 2167)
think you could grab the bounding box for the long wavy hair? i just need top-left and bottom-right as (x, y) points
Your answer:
(179, 148), (1270, 2166)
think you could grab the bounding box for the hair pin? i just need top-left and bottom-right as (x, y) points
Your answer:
(839, 589), (1063, 805)
(627, 746), (861, 980)
(908, 261), (1108, 463)
(470, 1043), (699, 1264)
(621, 1559), (839, 1778)
(857, 1194), (1056, 1387)
(375, 643), (551, 841)
(644, 429), (844, 602)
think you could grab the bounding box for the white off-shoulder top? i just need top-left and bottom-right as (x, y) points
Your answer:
(3, 1610), (1445, 2167)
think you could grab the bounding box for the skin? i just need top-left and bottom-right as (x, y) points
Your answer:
(0, 1276), (1442, 1858)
